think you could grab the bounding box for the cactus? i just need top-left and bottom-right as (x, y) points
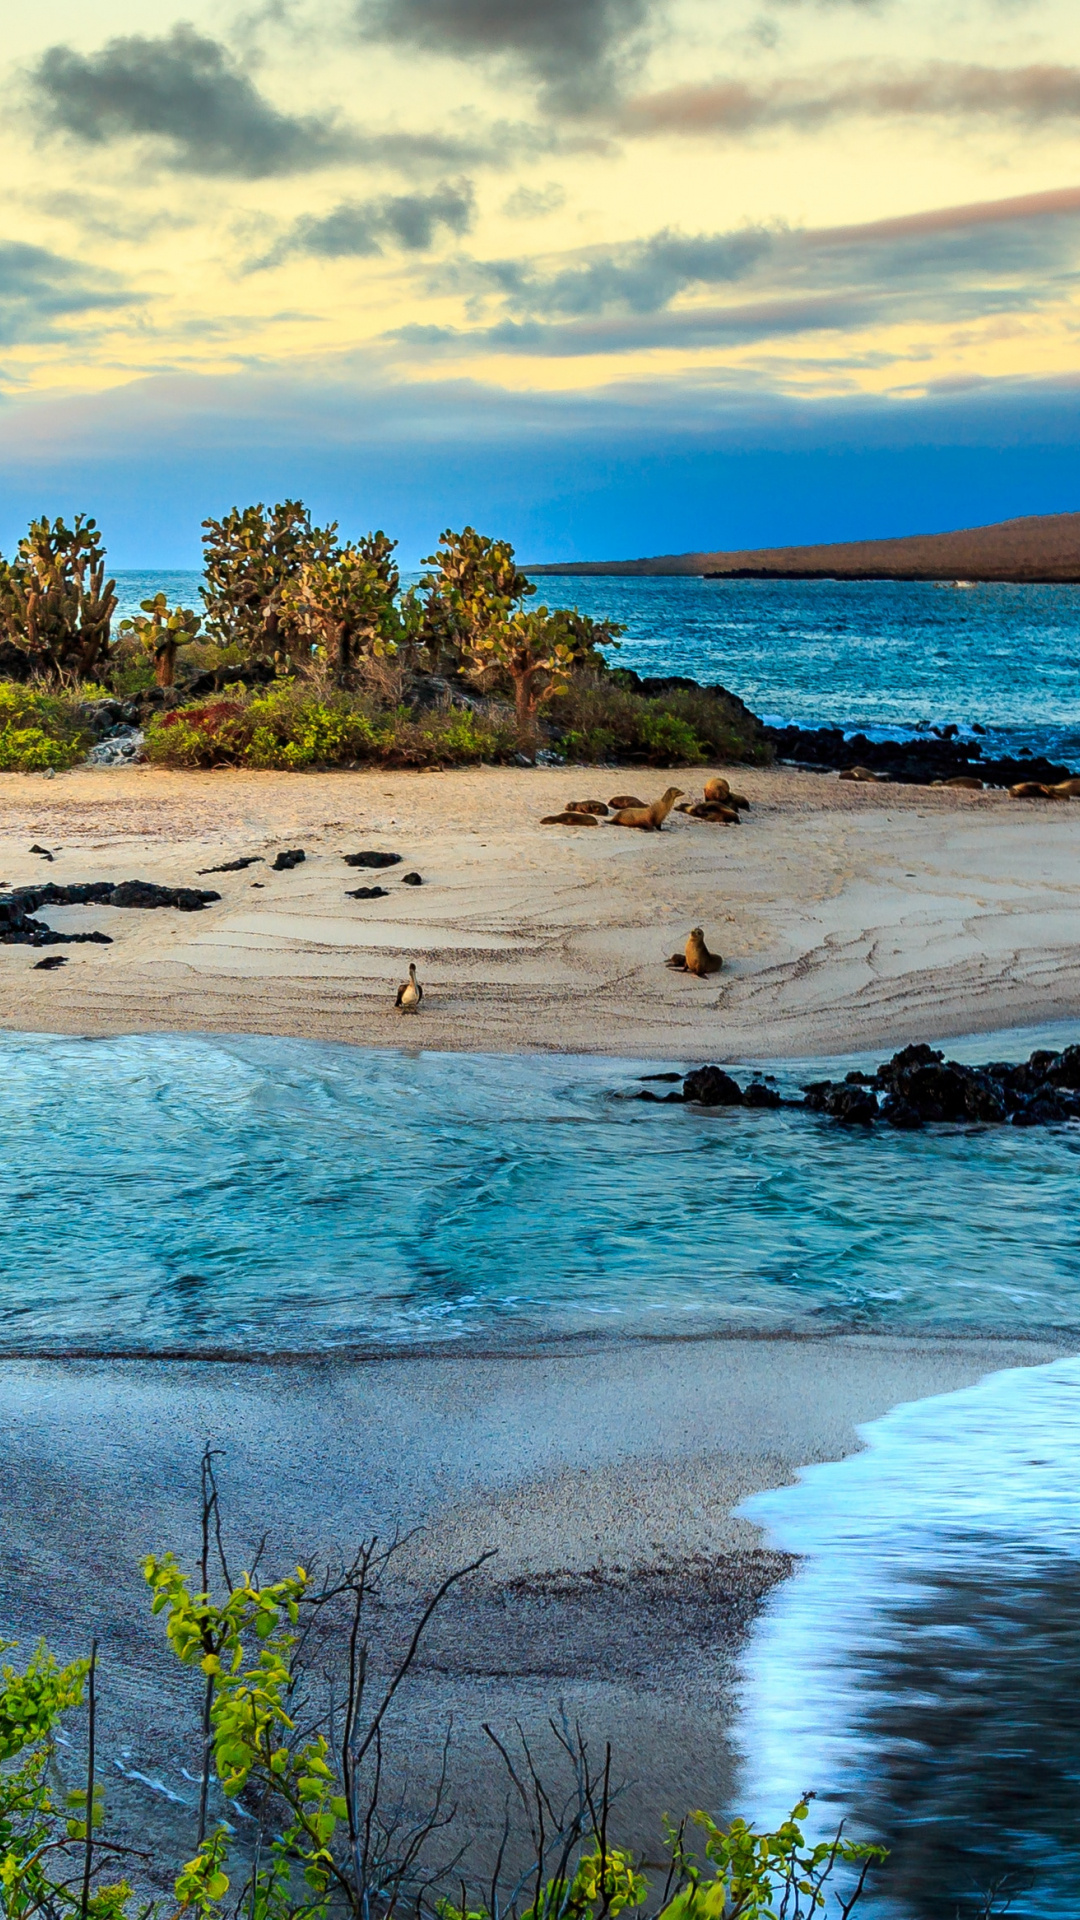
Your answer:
(0, 515), (117, 679)
(201, 501), (337, 665)
(118, 592), (201, 687)
(280, 530), (402, 673)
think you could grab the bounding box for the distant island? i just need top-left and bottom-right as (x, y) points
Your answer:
(528, 510), (1080, 582)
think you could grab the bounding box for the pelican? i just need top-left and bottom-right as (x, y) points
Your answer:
(395, 962), (423, 1013)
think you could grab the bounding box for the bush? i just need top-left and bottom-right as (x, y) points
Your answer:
(0, 684), (92, 770)
(144, 684), (516, 770)
(550, 675), (770, 767)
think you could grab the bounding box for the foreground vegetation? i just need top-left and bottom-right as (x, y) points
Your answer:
(0, 1453), (880, 1920)
(0, 512), (768, 773)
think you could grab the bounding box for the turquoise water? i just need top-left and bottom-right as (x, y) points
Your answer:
(3, 1028), (1080, 1356)
(115, 571), (1080, 763)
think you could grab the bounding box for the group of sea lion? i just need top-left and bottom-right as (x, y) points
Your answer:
(841, 764), (1080, 800)
(541, 776), (750, 831)
(1009, 777), (1080, 800)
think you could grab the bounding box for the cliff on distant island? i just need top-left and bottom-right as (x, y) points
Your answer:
(528, 511), (1080, 581)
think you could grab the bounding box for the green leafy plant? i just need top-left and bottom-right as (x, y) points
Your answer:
(0, 684), (92, 771)
(143, 686), (515, 770)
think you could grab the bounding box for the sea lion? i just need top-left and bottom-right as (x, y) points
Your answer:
(541, 811), (599, 825)
(566, 800), (610, 815)
(728, 793), (750, 809)
(1009, 781), (1052, 799)
(608, 795), (646, 810)
(839, 766), (889, 783)
(703, 776), (730, 803)
(1050, 778), (1080, 798)
(608, 787), (685, 831)
(684, 802), (740, 823)
(943, 776), (984, 790)
(666, 927), (723, 976)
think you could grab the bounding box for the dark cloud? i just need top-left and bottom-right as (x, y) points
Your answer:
(355, 0), (653, 111)
(30, 24), (358, 177)
(449, 227), (775, 316)
(29, 26), (562, 179)
(259, 181), (476, 266)
(622, 61), (1080, 138)
(0, 240), (133, 347)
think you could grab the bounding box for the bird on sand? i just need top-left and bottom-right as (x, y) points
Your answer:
(395, 962), (423, 1012)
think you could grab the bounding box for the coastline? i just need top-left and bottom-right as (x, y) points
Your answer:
(3, 755), (1080, 1873)
(1, 1333), (1071, 1871)
(4, 760), (1080, 1058)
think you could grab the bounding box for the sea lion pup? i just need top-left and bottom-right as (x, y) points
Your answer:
(703, 775), (730, 803)
(666, 927), (723, 976)
(728, 792), (750, 809)
(395, 962), (423, 1013)
(1009, 781), (1053, 799)
(839, 765), (889, 783)
(683, 801), (740, 823)
(608, 787), (685, 831)
(566, 800), (610, 814)
(608, 794), (646, 810)
(541, 810), (599, 825)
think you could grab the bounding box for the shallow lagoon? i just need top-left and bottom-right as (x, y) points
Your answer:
(4, 1025), (1080, 1355)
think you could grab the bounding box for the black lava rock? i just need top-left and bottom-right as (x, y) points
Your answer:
(826, 1084), (879, 1125)
(0, 896), (113, 947)
(107, 881), (220, 911)
(764, 721), (1078, 790)
(683, 1065), (744, 1106)
(198, 856), (263, 874)
(272, 849), (305, 871)
(343, 851), (402, 869)
(401, 872), (423, 886)
(345, 886), (389, 899)
(744, 1080), (782, 1108)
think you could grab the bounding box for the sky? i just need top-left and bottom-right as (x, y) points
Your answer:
(2, 0), (1080, 563)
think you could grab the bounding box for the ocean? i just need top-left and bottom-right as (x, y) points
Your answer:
(114, 570), (1080, 765)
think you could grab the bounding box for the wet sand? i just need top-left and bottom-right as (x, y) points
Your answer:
(2, 760), (1080, 1057)
(1, 1333), (1069, 1878)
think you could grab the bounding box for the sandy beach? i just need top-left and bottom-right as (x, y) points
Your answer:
(2, 759), (1079, 1056)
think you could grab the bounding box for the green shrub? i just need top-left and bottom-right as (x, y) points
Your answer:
(551, 675), (770, 767)
(144, 685), (516, 770)
(0, 684), (91, 770)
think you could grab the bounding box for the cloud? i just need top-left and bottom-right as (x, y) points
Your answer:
(0, 241), (134, 348)
(400, 184), (1080, 354)
(502, 181), (567, 218)
(447, 226), (776, 317)
(355, 0), (654, 111)
(259, 181), (476, 266)
(30, 24), (357, 177)
(621, 61), (1080, 138)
